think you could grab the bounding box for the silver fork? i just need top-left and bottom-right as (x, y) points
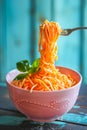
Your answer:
(61, 27), (87, 36)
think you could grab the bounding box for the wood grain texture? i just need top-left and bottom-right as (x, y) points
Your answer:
(0, 0), (6, 82)
(0, 84), (87, 129)
(0, 0), (87, 84)
(84, 0), (87, 83)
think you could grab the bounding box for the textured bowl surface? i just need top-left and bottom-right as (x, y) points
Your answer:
(6, 66), (82, 122)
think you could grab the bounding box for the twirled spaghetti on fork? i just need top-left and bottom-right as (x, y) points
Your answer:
(12, 20), (76, 91)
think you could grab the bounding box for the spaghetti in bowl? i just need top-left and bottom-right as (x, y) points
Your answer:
(6, 66), (82, 122)
(6, 20), (82, 122)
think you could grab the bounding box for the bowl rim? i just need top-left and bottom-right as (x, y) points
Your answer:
(6, 66), (82, 93)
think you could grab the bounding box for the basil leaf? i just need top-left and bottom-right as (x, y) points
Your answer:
(16, 60), (30, 72)
(28, 67), (34, 73)
(15, 58), (41, 80)
(32, 58), (40, 68)
(28, 67), (41, 74)
(14, 73), (29, 80)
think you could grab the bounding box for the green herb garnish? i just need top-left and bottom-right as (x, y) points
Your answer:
(14, 73), (29, 80)
(14, 58), (40, 80)
(16, 60), (30, 72)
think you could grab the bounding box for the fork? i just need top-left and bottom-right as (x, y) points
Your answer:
(61, 27), (87, 36)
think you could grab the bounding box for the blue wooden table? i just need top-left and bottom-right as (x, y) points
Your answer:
(0, 84), (87, 130)
(0, 0), (87, 85)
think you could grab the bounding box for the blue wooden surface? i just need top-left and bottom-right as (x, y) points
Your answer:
(0, 0), (87, 84)
(0, 84), (87, 129)
(53, 0), (81, 72)
(6, 0), (30, 71)
(84, 0), (87, 83)
(0, 0), (6, 83)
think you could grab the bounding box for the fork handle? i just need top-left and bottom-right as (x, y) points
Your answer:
(71, 27), (87, 31)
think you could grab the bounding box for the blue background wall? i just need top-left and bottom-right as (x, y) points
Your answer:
(0, 0), (87, 85)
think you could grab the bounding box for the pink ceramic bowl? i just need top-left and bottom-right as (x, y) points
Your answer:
(6, 66), (82, 122)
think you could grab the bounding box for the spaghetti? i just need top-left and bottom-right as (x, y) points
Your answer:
(12, 20), (75, 91)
